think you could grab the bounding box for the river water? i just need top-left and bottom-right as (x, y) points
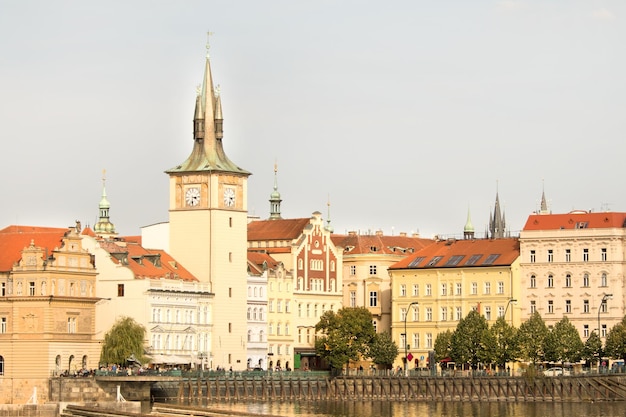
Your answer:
(197, 401), (626, 417)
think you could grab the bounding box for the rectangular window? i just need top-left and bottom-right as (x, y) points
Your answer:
(530, 300), (536, 314)
(1, 282), (4, 296)
(565, 274), (571, 288)
(425, 284), (432, 296)
(350, 265), (356, 275)
(426, 307), (432, 321)
(117, 284), (124, 297)
(440, 307), (447, 321)
(426, 333), (433, 349)
(455, 283), (462, 295)
(412, 284), (419, 296)
(484, 306), (491, 320)
(547, 275), (554, 288)
(530, 250), (536, 263)
(413, 307), (419, 322)
(471, 282), (477, 295)
(369, 291), (378, 307)
(583, 300), (589, 313)
(369, 265), (377, 275)
(583, 274), (590, 287)
(455, 307), (462, 321)
(441, 283), (447, 296)
(67, 317), (76, 334)
(565, 300), (571, 313)
(583, 325), (589, 338)
(350, 291), (356, 307)
(583, 248), (589, 262)
(600, 302), (608, 313)
(530, 275), (536, 288)
(413, 333), (420, 349)
(228, 323), (232, 333)
(547, 249), (554, 263)
(0, 317), (6, 333)
(497, 281), (504, 294)
(484, 282), (491, 294)
(565, 249), (571, 262)
(601, 248), (607, 261)
(498, 306), (505, 317)
(400, 284), (406, 297)
(29, 282), (35, 296)
(547, 300), (554, 314)
(602, 324), (607, 338)
(400, 308), (407, 322)
(269, 300), (274, 312)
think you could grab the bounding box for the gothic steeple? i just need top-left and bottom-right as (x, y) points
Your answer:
(488, 184), (506, 239)
(166, 36), (250, 176)
(94, 169), (117, 238)
(539, 181), (550, 214)
(269, 162), (282, 220)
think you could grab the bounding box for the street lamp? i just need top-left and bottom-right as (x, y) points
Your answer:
(504, 299), (517, 323)
(403, 302), (419, 375)
(597, 293), (613, 338)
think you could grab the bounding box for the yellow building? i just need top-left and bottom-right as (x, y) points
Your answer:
(166, 46), (251, 370)
(331, 231), (433, 334)
(388, 237), (520, 370)
(0, 223), (100, 403)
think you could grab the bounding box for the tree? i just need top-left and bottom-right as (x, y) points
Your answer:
(369, 332), (399, 369)
(516, 312), (548, 364)
(544, 317), (583, 364)
(433, 330), (453, 362)
(100, 316), (147, 366)
(450, 310), (489, 369)
(315, 307), (376, 371)
(605, 316), (626, 362)
(582, 331), (602, 365)
(489, 316), (518, 370)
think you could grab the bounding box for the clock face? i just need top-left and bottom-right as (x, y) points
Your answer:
(185, 187), (200, 206)
(223, 187), (236, 207)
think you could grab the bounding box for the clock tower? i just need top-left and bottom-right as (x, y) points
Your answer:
(166, 42), (251, 370)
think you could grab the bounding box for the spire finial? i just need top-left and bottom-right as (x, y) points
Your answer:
(206, 31), (215, 58)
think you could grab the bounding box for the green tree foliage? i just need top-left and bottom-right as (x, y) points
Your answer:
(315, 307), (376, 370)
(369, 331), (399, 369)
(516, 312), (548, 364)
(100, 316), (147, 366)
(605, 316), (626, 362)
(489, 316), (518, 369)
(433, 330), (453, 362)
(450, 310), (489, 368)
(544, 317), (583, 364)
(582, 331), (602, 364)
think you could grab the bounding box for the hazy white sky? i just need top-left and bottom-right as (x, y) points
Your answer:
(1, 1), (624, 239)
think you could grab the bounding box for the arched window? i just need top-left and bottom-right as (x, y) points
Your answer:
(0, 355), (5, 376)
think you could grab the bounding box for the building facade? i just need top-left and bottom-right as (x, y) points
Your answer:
(519, 210), (626, 341)
(389, 237), (521, 370)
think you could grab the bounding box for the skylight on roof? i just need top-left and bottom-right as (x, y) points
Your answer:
(408, 256), (425, 267)
(483, 254), (500, 265)
(465, 254), (482, 265)
(445, 255), (465, 266)
(427, 256), (443, 267)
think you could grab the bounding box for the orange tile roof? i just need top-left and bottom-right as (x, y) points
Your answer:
(523, 211), (626, 231)
(390, 237), (520, 270)
(247, 218), (311, 241)
(331, 233), (434, 255)
(247, 251), (279, 274)
(99, 239), (197, 281)
(0, 225), (69, 271)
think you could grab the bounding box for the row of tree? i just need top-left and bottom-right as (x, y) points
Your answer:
(435, 310), (626, 369)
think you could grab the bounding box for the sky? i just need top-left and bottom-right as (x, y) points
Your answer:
(1, 1), (624, 239)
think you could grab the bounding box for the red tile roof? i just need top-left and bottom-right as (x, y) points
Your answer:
(331, 233), (434, 255)
(247, 218), (311, 241)
(99, 239), (197, 281)
(0, 225), (69, 271)
(390, 238), (520, 270)
(523, 211), (626, 231)
(247, 252), (279, 274)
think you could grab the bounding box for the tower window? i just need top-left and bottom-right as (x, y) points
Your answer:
(117, 284), (125, 297)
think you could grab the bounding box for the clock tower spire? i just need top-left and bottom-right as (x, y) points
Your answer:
(166, 37), (251, 371)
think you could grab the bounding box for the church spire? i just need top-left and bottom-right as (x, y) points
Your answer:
(539, 180), (550, 214)
(269, 162), (282, 220)
(325, 195), (334, 233)
(488, 183), (506, 239)
(94, 169), (117, 238)
(166, 33), (250, 176)
(463, 205), (475, 240)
